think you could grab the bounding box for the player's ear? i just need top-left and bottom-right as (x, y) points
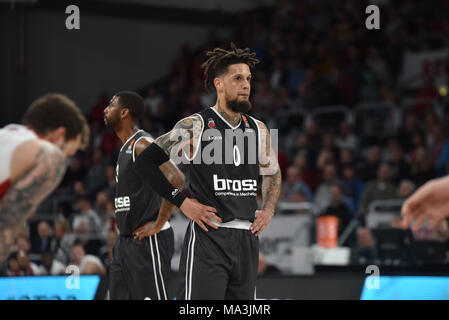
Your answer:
(48, 127), (67, 145)
(214, 77), (223, 93)
(120, 108), (129, 120)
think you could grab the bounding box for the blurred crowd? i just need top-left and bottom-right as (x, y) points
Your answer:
(2, 0), (449, 276)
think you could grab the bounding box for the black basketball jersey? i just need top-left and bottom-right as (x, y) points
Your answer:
(114, 130), (161, 236)
(187, 107), (261, 223)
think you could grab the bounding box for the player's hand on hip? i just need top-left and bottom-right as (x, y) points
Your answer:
(180, 198), (221, 232)
(250, 209), (274, 236)
(132, 221), (160, 241)
(401, 176), (449, 231)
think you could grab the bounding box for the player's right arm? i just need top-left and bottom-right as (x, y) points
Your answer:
(0, 140), (66, 262)
(153, 114), (203, 161)
(134, 115), (222, 232)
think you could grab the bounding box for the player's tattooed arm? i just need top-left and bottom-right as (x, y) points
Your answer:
(250, 121), (282, 236)
(141, 117), (221, 232)
(0, 143), (66, 262)
(153, 114), (203, 160)
(258, 121), (282, 211)
(133, 139), (186, 239)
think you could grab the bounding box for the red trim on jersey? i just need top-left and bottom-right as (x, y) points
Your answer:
(0, 179), (11, 199)
(25, 126), (45, 139)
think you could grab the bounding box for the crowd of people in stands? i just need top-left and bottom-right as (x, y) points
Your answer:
(2, 0), (449, 276)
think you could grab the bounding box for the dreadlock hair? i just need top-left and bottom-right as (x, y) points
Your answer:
(201, 43), (260, 92)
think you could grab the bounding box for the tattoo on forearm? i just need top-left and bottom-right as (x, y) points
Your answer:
(156, 199), (175, 226)
(217, 100), (240, 127)
(156, 161), (184, 225)
(0, 229), (13, 264)
(261, 169), (282, 212)
(0, 144), (66, 261)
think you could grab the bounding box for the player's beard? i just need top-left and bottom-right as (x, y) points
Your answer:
(226, 96), (252, 113)
(104, 113), (121, 132)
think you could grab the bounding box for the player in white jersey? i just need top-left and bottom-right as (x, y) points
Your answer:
(0, 93), (89, 263)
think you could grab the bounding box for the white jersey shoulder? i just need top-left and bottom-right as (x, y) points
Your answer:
(0, 124), (38, 184)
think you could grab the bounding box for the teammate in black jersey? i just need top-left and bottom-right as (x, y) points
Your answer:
(149, 44), (283, 299)
(104, 91), (217, 300)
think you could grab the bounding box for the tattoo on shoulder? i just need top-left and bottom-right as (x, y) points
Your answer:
(154, 115), (203, 159)
(0, 144), (66, 230)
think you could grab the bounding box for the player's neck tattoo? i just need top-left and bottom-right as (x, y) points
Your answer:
(217, 100), (240, 127)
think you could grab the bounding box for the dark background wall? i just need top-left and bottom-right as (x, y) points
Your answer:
(0, 2), (239, 125)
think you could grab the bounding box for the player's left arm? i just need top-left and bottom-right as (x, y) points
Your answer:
(250, 121), (282, 236)
(132, 138), (185, 240)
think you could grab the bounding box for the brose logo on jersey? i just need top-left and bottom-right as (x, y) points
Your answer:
(213, 174), (257, 197)
(115, 196), (130, 213)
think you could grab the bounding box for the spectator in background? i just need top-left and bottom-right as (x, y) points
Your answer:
(321, 132), (340, 160)
(339, 148), (357, 170)
(291, 132), (318, 172)
(341, 163), (364, 214)
(365, 46), (390, 84)
(30, 221), (54, 258)
(412, 75), (439, 115)
(286, 58), (306, 94)
(17, 250), (39, 276)
(71, 243), (106, 275)
(253, 78), (275, 116)
(95, 191), (116, 238)
(410, 146), (436, 187)
(72, 216), (104, 257)
(321, 184), (355, 246)
(269, 58), (287, 91)
(36, 251), (66, 276)
(358, 145), (383, 182)
(72, 196), (102, 236)
(358, 162), (397, 224)
(282, 166), (313, 202)
(143, 86), (163, 119)
(85, 149), (108, 196)
(397, 112), (424, 153)
(386, 141), (411, 184)
(5, 252), (20, 276)
(335, 120), (358, 151)
(427, 122), (446, 166)
(314, 162), (340, 212)
(15, 235), (31, 255)
(293, 151), (319, 191)
(396, 179), (416, 201)
(305, 121), (322, 158)
(50, 218), (74, 265)
(60, 156), (86, 190)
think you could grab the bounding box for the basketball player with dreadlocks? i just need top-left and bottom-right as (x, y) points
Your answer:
(104, 91), (218, 300)
(145, 44), (282, 299)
